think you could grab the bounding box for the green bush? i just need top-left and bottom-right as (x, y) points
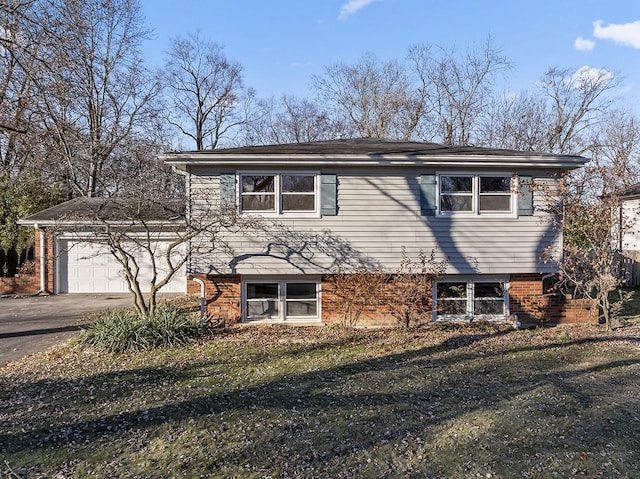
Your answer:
(80, 305), (207, 353)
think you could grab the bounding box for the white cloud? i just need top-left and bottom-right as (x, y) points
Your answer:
(338, 0), (379, 21)
(593, 19), (640, 49)
(574, 37), (595, 51)
(570, 65), (614, 89)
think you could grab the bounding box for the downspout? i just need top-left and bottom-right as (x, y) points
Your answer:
(189, 275), (207, 323)
(36, 224), (46, 294)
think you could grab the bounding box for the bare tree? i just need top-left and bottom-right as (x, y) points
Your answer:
(0, 1), (66, 259)
(483, 66), (618, 157)
(0, 0), (54, 177)
(102, 137), (184, 199)
(61, 196), (260, 319)
(312, 52), (419, 140)
(541, 173), (635, 330)
(540, 66), (617, 155)
(240, 94), (345, 145)
(162, 31), (247, 150)
(588, 109), (640, 194)
(386, 248), (447, 328)
(24, 0), (161, 198)
(480, 92), (551, 151)
(324, 265), (388, 328)
(408, 39), (512, 145)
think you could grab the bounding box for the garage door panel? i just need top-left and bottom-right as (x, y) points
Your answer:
(59, 239), (185, 294)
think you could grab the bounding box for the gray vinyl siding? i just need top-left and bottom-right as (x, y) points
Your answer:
(187, 166), (561, 276)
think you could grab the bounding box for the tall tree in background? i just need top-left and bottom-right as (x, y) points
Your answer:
(311, 40), (511, 144)
(483, 66), (618, 156)
(480, 92), (551, 151)
(588, 109), (640, 194)
(0, 0), (177, 271)
(33, 0), (160, 197)
(407, 40), (512, 145)
(540, 66), (617, 155)
(240, 94), (345, 145)
(163, 31), (247, 150)
(312, 53), (419, 140)
(0, 1), (65, 261)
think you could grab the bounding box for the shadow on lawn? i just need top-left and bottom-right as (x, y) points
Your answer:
(1, 328), (640, 473)
(0, 325), (81, 339)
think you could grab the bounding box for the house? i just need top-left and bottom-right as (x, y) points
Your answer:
(616, 183), (640, 286)
(159, 138), (591, 325)
(17, 138), (594, 324)
(618, 183), (640, 252)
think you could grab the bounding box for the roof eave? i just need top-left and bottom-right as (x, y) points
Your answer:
(18, 218), (186, 229)
(161, 153), (587, 170)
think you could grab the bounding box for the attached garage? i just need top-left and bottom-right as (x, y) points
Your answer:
(19, 197), (188, 296)
(57, 239), (186, 294)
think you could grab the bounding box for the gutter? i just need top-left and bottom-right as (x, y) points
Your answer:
(160, 152), (589, 170)
(162, 157), (588, 171)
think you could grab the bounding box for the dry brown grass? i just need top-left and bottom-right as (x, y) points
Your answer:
(1, 321), (639, 478)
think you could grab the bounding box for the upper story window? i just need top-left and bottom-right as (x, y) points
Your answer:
(241, 175), (275, 211)
(439, 174), (513, 215)
(240, 173), (317, 215)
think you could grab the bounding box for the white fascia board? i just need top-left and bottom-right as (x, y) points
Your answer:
(160, 153), (587, 170)
(57, 231), (185, 241)
(18, 219), (185, 229)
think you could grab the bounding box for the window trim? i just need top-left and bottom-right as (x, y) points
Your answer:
(434, 278), (509, 321)
(436, 173), (516, 217)
(245, 281), (281, 320)
(238, 171), (321, 217)
(242, 277), (321, 323)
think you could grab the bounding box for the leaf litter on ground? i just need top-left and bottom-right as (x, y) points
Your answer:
(1, 321), (639, 478)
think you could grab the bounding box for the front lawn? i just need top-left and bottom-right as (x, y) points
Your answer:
(1, 323), (639, 478)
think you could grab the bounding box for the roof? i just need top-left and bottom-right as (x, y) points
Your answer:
(620, 182), (640, 200)
(19, 197), (185, 227)
(161, 138), (589, 170)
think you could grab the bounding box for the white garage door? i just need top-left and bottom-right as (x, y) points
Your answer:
(58, 239), (186, 294)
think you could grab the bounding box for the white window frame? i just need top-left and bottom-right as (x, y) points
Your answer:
(242, 277), (321, 323)
(437, 173), (516, 217)
(238, 172), (320, 217)
(434, 278), (509, 321)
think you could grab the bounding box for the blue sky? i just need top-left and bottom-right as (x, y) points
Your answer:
(140, 0), (640, 106)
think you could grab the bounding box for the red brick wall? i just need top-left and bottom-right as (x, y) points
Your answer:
(191, 272), (596, 326)
(188, 274), (241, 324)
(0, 275), (39, 295)
(0, 229), (54, 295)
(321, 274), (434, 327)
(509, 273), (597, 324)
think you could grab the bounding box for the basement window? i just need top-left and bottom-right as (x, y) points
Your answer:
(435, 280), (507, 320)
(244, 279), (320, 322)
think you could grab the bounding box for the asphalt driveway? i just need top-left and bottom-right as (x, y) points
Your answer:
(0, 294), (134, 368)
